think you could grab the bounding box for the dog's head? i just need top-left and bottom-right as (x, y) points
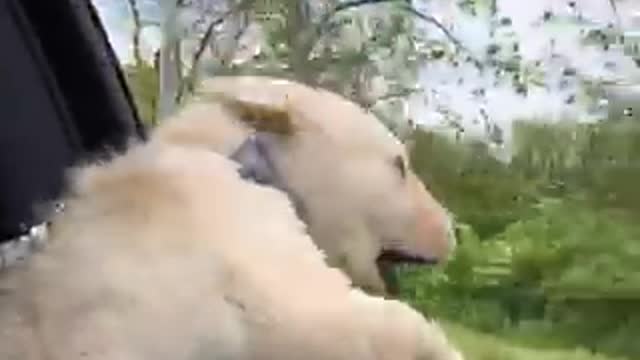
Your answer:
(154, 76), (457, 294)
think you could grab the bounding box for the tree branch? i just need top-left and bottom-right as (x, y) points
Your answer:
(294, 0), (404, 83)
(173, 38), (184, 103)
(126, 0), (143, 66)
(332, 0), (408, 15)
(608, 0), (621, 27)
(303, 0), (483, 72)
(374, 87), (422, 103)
(191, 11), (233, 75)
(313, 0), (402, 42)
(189, 0), (255, 76)
(176, 0), (254, 103)
(402, 5), (483, 69)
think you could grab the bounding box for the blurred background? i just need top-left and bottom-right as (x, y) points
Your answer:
(91, 1), (640, 359)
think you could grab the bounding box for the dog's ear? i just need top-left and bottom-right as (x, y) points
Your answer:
(209, 92), (296, 136)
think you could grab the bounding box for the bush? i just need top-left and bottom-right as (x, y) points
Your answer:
(398, 199), (640, 359)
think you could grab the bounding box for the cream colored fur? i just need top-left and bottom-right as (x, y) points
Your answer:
(348, 290), (464, 360)
(0, 141), (462, 360)
(152, 75), (457, 294)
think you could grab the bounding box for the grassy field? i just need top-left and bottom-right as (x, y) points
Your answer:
(442, 322), (626, 360)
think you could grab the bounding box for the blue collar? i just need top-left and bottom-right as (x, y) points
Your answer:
(230, 134), (309, 226)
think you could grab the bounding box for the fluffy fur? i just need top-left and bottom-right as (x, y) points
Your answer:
(0, 142), (462, 360)
(152, 75), (457, 294)
(349, 290), (464, 360)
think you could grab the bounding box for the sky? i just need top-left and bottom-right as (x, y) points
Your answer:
(92, 0), (163, 63)
(91, 0), (640, 158)
(408, 0), (640, 156)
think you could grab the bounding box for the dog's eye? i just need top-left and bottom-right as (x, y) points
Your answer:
(393, 155), (406, 179)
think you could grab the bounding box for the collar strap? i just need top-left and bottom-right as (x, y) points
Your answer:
(231, 134), (309, 226)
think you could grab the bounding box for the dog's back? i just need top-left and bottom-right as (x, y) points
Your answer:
(0, 143), (368, 360)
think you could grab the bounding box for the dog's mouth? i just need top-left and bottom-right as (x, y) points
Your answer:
(377, 249), (439, 265)
(376, 248), (439, 296)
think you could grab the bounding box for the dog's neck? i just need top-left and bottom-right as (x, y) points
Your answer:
(0, 139), (310, 273)
(230, 133), (309, 227)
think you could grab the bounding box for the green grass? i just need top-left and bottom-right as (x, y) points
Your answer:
(441, 322), (627, 360)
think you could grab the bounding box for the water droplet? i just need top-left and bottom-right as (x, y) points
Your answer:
(565, 94), (576, 104)
(472, 87), (486, 98)
(487, 44), (500, 56)
(500, 17), (512, 26)
(431, 48), (445, 59)
(515, 84), (528, 96)
(598, 98), (609, 107)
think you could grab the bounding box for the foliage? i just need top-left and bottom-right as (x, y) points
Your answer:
(442, 322), (627, 360)
(123, 62), (159, 126)
(399, 122), (640, 359)
(510, 118), (640, 213)
(409, 129), (539, 239)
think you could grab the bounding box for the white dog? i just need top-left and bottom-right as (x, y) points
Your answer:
(0, 141), (462, 360)
(152, 76), (457, 295)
